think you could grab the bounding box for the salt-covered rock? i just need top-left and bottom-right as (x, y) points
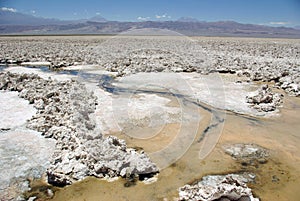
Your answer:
(178, 174), (259, 201)
(0, 72), (159, 190)
(246, 84), (283, 112)
(223, 144), (269, 166)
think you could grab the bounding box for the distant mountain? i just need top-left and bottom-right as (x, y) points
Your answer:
(0, 10), (68, 25)
(0, 9), (107, 25)
(1, 11), (300, 38)
(88, 15), (107, 22)
(294, 26), (300, 30)
(177, 17), (199, 22)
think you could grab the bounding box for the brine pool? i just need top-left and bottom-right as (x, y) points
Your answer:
(1, 66), (300, 201)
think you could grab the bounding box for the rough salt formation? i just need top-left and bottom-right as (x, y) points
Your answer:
(1, 36), (299, 96)
(101, 47), (207, 76)
(179, 174), (259, 201)
(223, 144), (269, 166)
(0, 37), (99, 68)
(205, 38), (300, 97)
(246, 85), (283, 112)
(0, 72), (158, 187)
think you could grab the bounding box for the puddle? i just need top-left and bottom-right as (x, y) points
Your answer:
(0, 65), (8, 71)
(49, 95), (300, 201)
(25, 65), (51, 72)
(55, 70), (300, 200)
(218, 95), (300, 201)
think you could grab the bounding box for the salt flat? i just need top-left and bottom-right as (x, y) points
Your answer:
(0, 35), (299, 200)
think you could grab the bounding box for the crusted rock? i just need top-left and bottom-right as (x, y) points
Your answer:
(179, 174), (259, 201)
(246, 84), (283, 112)
(223, 144), (269, 166)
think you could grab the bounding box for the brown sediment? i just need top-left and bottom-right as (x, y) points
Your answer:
(23, 178), (59, 201)
(111, 123), (182, 153)
(219, 95), (300, 201)
(43, 93), (300, 201)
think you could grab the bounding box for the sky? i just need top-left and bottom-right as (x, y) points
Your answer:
(1, 0), (300, 26)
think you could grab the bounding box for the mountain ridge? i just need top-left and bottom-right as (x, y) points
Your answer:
(1, 10), (300, 38)
(177, 17), (200, 22)
(0, 10), (108, 25)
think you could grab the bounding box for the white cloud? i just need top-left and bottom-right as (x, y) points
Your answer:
(1, 7), (17, 12)
(31, 10), (36, 14)
(137, 16), (150, 21)
(96, 12), (101, 15)
(269, 21), (290, 25)
(155, 13), (171, 19)
(155, 14), (163, 19)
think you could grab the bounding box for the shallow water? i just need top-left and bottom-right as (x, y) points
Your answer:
(46, 72), (300, 201)
(4, 66), (299, 200)
(0, 65), (7, 71)
(47, 95), (300, 201)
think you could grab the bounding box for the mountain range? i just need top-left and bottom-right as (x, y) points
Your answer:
(1, 9), (300, 38)
(0, 9), (107, 26)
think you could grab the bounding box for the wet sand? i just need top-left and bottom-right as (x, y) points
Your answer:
(43, 89), (300, 201)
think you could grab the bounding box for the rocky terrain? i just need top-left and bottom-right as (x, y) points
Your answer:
(0, 72), (158, 198)
(0, 36), (299, 96)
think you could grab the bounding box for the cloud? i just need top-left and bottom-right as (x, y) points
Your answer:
(155, 14), (165, 19)
(96, 12), (101, 15)
(137, 16), (150, 21)
(1, 7), (17, 12)
(269, 21), (290, 25)
(155, 13), (171, 19)
(31, 10), (36, 14)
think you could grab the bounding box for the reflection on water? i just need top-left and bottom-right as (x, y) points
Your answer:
(0, 65), (8, 71)
(26, 66), (50, 72)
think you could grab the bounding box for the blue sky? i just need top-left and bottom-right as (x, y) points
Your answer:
(1, 0), (300, 26)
